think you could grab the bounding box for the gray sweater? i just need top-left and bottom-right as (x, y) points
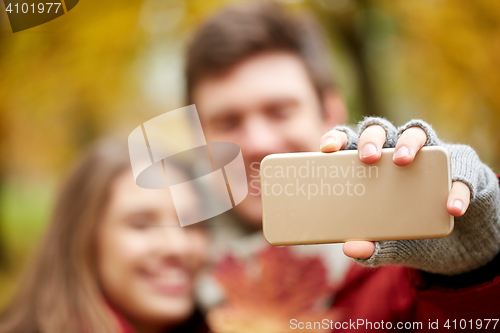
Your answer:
(333, 117), (500, 276)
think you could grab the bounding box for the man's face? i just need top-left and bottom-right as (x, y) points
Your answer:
(193, 52), (343, 228)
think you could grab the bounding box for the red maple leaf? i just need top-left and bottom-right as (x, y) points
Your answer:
(207, 245), (338, 332)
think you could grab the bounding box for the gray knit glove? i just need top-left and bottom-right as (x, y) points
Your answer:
(332, 117), (500, 276)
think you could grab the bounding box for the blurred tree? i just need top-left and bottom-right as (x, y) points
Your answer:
(0, 6), (8, 270)
(0, 0), (146, 177)
(0, 110), (7, 271)
(379, 0), (500, 169)
(311, 0), (385, 119)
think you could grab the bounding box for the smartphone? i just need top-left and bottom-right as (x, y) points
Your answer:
(261, 146), (453, 246)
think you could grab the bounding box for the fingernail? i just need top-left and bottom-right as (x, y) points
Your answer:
(394, 146), (410, 159)
(452, 199), (464, 213)
(320, 137), (336, 150)
(361, 143), (377, 158)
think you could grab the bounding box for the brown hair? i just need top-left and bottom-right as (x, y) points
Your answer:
(185, 1), (335, 105)
(0, 139), (130, 333)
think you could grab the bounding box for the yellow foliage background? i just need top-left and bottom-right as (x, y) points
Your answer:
(0, 0), (499, 308)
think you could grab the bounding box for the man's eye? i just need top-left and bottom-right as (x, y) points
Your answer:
(215, 116), (241, 131)
(267, 105), (294, 120)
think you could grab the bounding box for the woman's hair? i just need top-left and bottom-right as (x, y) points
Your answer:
(0, 138), (132, 333)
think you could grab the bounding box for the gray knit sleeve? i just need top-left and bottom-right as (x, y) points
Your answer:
(347, 118), (500, 276)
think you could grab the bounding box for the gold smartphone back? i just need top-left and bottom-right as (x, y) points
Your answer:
(261, 146), (453, 246)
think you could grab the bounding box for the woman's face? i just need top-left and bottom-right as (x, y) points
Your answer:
(97, 169), (209, 331)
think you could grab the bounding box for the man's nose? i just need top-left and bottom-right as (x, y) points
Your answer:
(242, 116), (283, 160)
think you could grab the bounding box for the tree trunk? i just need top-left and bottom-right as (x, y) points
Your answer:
(312, 0), (384, 118)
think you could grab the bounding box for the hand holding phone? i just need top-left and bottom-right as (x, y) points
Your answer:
(261, 146), (453, 246)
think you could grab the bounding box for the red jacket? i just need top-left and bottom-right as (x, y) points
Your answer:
(332, 175), (500, 332)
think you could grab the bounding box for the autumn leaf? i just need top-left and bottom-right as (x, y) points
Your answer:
(207, 245), (338, 333)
